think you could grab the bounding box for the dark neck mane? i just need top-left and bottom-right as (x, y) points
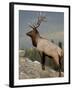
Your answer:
(31, 33), (40, 47)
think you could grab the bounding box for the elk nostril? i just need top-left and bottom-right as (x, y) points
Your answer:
(26, 33), (28, 36)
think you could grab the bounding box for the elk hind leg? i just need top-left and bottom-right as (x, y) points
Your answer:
(59, 57), (62, 77)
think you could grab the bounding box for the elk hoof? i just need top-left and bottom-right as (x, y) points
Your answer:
(59, 72), (61, 77)
(42, 65), (45, 70)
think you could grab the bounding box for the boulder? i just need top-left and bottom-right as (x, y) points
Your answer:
(19, 57), (64, 79)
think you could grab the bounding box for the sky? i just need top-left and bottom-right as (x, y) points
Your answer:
(19, 10), (64, 49)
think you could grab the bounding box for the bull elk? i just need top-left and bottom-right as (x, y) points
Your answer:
(26, 16), (63, 77)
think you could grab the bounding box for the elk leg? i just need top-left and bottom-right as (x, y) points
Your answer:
(38, 52), (45, 70)
(41, 52), (46, 70)
(59, 64), (61, 77)
(59, 57), (62, 77)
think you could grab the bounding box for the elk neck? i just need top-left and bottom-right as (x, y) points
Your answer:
(31, 32), (40, 47)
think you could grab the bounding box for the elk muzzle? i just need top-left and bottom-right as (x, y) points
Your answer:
(26, 32), (31, 37)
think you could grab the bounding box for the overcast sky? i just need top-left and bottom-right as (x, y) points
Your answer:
(19, 10), (64, 49)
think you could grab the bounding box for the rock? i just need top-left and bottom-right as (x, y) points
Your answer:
(33, 61), (40, 64)
(19, 50), (25, 57)
(19, 72), (30, 79)
(19, 57), (64, 79)
(19, 57), (41, 79)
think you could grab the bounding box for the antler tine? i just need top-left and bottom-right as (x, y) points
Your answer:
(29, 24), (35, 29)
(35, 16), (46, 28)
(29, 16), (47, 29)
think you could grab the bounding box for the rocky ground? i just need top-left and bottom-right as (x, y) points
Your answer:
(19, 57), (64, 79)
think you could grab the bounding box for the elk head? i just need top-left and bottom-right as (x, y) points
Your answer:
(26, 27), (39, 38)
(26, 16), (46, 47)
(26, 26), (40, 47)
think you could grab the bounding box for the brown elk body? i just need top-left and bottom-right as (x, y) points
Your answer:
(26, 16), (63, 77)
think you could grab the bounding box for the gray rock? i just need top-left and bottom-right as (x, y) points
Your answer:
(19, 72), (30, 79)
(19, 57), (64, 79)
(19, 50), (25, 57)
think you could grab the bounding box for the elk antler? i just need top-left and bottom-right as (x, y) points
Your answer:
(36, 16), (47, 28)
(29, 16), (47, 29)
(29, 25), (35, 29)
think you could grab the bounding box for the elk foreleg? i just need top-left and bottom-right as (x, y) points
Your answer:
(41, 52), (46, 70)
(39, 51), (46, 70)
